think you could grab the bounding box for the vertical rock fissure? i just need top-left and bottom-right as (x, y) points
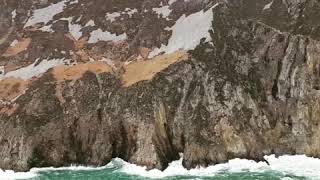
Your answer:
(153, 99), (179, 170)
(272, 34), (291, 100)
(95, 74), (104, 123)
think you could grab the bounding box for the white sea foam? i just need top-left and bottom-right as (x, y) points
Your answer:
(2, 154), (320, 179)
(0, 169), (37, 180)
(265, 154), (320, 179)
(117, 155), (320, 179)
(0, 165), (107, 180)
(115, 157), (268, 178)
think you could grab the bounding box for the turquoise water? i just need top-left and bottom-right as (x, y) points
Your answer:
(30, 168), (306, 180)
(2, 155), (320, 180)
(31, 170), (305, 180)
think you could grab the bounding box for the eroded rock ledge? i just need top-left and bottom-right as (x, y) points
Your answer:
(1, 0), (320, 171)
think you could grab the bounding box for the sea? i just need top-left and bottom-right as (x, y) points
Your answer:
(1, 154), (320, 180)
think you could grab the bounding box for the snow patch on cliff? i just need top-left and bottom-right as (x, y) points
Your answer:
(88, 29), (127, 43)
(168, 0), (177, 5)
(68, 22), (83, 40)
(149, 5), (214, 58)
(106, 8), (137, 22)
(24, 0), (86, 38)
(105, 12), (121, 22)
(60, 17), (84, 40)
(10, 39), (19, 47)
(85, 20), (95, 27)
(263, 1), (273, 10)
(125, 8), (138, 17)
(11, 10), (17, 22)
(24, 0), (67, 28)
(2, 58), (69, 80)
(153, 5), (171, 19)
(39, 16), (95, 40)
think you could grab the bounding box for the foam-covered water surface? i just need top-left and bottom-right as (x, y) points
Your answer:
(1, 155), (319, 180)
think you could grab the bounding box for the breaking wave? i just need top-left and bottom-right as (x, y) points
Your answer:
(2, 154), (320, 179)
(0, 169), (37, 180)
(115, 154), (320, 179)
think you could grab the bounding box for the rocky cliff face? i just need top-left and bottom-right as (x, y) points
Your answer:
(1, 0), (320, 172)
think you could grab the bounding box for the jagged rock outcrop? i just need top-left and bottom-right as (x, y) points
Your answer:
(1, 0), (320, 172)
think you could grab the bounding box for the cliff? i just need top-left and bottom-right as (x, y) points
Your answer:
(1, 0), (320, 171)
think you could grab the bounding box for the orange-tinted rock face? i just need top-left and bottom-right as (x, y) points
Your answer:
(0, 77), (29, 102)
(0, 0), (209, 78)
(52, 61), (113, 82)
(122, 51), (188, 87)
(2, 38), (31, 57)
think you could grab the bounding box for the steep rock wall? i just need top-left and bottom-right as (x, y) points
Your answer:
(1, 0), (320, 171)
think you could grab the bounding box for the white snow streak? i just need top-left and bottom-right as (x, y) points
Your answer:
(11, 10), (17, 22)
(2, 58), (68, 80)
(263, 1), (273, 10)
(24, 0), (67, 28)
(88, 29), (127, 43)
(125, 8), (138, 17)
(85, 20), (95, 27)
(153, 6), (171, 19)
(149, 6), (214, 58)
(61, 17), (83, 40)
(168, 0), (177, 5)
(105, 12), (121, 22)
(10, 39), (19, 47)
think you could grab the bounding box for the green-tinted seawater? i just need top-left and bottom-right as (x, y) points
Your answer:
(3, 155), (320, 180)
(28, 169), (306, 180)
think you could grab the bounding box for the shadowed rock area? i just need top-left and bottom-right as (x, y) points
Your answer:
(1, 0), (320, 172)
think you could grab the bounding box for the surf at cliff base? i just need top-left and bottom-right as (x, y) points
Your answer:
(1, 154), (320, 180)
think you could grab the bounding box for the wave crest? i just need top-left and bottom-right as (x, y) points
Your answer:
(2, 154), (320, 179)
